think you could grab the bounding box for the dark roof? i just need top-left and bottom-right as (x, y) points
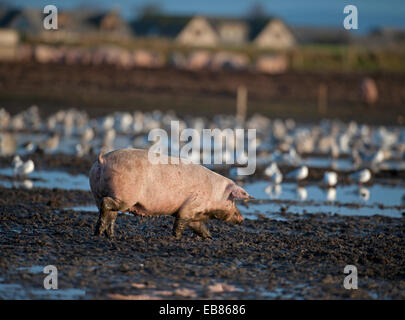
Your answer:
(131, 14), (280, 40)
(0, 8), (130, 34)
(0, 8), (43, 33)
(131, 14), (193, 37)
(0, 8), (24, 27)
(247, 17), (275, 40)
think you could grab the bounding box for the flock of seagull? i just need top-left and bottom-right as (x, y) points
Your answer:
(1, 106), (404, 201)
(261, 162), (373, 202)
(264, 163), (371, 186)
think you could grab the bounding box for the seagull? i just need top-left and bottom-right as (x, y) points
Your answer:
(12, 156), (35, 176)
(81, 127), (95, 142)
(284, 147), (301, 165)
(22, 141), (35, 152)
(102, 128), (116, 150)
(349, 169), (371, 184)
(12, 155), (23, 175)
(264, 162), (279, 177)
(358, 149), (385, 165)
(323, 171), (338, 187)
(44, 133), (60, 153)
(287, 166), (309, 181)
(75, 143), (90, 157)
(101, 115), (114, 131)
(270, 170), (283, 185)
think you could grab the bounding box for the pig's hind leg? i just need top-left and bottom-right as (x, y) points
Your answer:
(95, 197), (128, 239)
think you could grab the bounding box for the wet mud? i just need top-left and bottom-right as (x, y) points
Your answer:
(0, 159), (404, 299)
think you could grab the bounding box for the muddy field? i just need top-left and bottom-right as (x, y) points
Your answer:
(0, 62), (404, 124)
(0, 153), (404, 300)
(0, 63), (404, 299)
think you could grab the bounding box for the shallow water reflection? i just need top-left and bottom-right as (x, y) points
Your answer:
(243, 180), (404, 218)
(0, 168), (89, 191)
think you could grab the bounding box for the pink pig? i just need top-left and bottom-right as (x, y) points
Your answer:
(89, 148), (251, 239)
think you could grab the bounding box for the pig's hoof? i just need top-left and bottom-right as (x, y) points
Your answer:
(173, 231), (183, 240)
(94, 221), (105, 236)
(105, 229), (115, 239)
(193, 229), (211, 239)
(173, 218), (188, 239)
(202, 233), (212, 240)
(189, 222), (211, 239)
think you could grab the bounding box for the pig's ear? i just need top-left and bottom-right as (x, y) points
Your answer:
(226, 184), (251, 200)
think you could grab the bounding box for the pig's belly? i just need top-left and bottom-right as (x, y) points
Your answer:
(107, 171), (188, 216)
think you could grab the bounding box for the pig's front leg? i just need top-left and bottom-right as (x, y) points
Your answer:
(189, 221), (212, 239)
(172, 196), (197, 239)
(172, 216), (189, 239)
(95, 197), (126, 239)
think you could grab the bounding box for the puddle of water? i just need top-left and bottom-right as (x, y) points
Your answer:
(0, 168), (89, 191)
(259, 283), (307, 299)
(17, 265), (44, 274)
(66, 205), (98, 212)
(0, 283), (86, 300)
(303, 157), (354, 171)
(0, 283), (27, 299)
(244, 202), (402, 218)
(245, 181), (405, 207)
(30, 288), (86, 300)
(243, 180), (404, 218)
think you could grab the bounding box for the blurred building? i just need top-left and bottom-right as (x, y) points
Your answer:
(250, 18), (296, 49)
(0, 8), (132, 42)
(0, 28), (19, 61)
(0, 8), (43, 34)
(133, 14), (296, 50)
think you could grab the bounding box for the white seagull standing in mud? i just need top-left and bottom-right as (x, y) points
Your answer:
(323, 171), (338, 187)
(264, 162), (279, 177)
(270, 170), (283, 185)
(287, 165), (309, 181)
(350, 168), (371, 184)
(12, 155), (35, 176)
(265, 162), (283, 184)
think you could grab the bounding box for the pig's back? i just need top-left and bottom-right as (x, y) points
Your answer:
(100, 148), (230, 214)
